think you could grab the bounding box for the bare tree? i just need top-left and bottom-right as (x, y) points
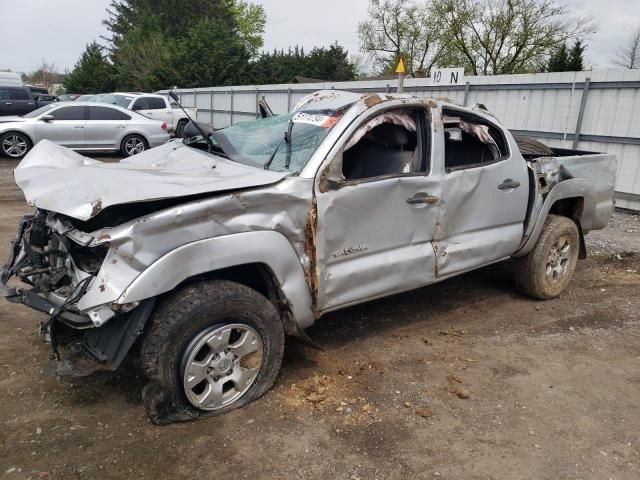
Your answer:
(29, 59), (61, 91)
(612, 27), (640, 69)
(358, 0), (448, 75)
(435, 0), (595, 75)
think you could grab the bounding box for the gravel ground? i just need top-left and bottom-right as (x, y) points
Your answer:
(0, 155), (639, 479)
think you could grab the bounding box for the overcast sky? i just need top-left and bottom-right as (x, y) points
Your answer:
(0, 0), (636, 74)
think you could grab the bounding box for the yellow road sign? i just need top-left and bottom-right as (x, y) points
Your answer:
(395, 57), (406, 75)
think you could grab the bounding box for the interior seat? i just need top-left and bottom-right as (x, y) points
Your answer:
(343, 122), (417, 180)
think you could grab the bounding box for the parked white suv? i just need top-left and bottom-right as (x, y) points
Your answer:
(96, 93), (197, 137)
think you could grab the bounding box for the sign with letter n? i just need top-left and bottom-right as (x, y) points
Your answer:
(430, 68), (465, 85)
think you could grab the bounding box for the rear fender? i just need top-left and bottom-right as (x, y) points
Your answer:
(514, 178), (592, 257)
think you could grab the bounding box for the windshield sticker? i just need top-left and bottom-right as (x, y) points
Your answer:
(292, 111), (340, 128)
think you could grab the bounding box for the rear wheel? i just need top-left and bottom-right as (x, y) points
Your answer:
(175, 119), (188, 138)
(140, 280), (285, 424)
(0, 132), (32, 159)
(120, 134), (147, 157)
(514, 214), (580, 299)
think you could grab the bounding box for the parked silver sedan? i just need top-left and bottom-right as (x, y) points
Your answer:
(0, 102), (170, 159)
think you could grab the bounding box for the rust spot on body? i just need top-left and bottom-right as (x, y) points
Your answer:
(363, 94), (383, 108)
(304, 198), (319, 312)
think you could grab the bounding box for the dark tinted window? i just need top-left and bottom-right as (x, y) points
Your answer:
(133, 96), (166, 110)
(9, 88), (30, 100)
(147, 97), (166, 109)
(132, 97), (148, 110)
(88, 106), (131, 121)
(50, 106), (85, 120)
(0, 89), (9, 100)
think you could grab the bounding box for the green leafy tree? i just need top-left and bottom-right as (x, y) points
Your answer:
(63, 42), (116, 94)
(227, 0), (266, 59)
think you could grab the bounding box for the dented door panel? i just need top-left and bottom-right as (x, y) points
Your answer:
(432, 109), (529, 278)
(315, 175), (440, 311)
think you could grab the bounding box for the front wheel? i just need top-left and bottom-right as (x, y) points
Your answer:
(120, 134), (147, 157)
(514, 214), (580, 299)
(0, 132), (32, 159)
(139, 280), (285, 424)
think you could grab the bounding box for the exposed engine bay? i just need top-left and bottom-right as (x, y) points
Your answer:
(0, 210), (151, 372)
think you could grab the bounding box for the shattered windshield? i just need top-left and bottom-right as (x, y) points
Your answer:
(184, 108), (347, 172)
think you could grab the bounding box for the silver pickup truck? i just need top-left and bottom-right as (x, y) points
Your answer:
(1, 90), (616, 424)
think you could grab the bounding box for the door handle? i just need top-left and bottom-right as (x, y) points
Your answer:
(74, 125), (84, 129)
(5, 102), (12, 105)
(498, 179), (520, 190)
(407, 192), (439, 205)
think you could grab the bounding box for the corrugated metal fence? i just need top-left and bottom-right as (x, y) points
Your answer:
(166, 69), (640, 210)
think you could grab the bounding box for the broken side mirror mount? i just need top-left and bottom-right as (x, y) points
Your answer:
(319, 150), (347, 192)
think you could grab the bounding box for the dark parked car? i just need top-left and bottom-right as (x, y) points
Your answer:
(0, 86), (56, 116)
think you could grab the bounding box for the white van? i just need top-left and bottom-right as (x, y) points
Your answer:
(0, 71), (23, 86)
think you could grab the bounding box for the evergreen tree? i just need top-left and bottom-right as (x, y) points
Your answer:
(63, 42), (116, 94)
(567, 39), (586, 71)
(547, 43), (569, 72)
(170, 17), (251, 88)
(248, 43), (356, 84)
(102, 0), (264, 90)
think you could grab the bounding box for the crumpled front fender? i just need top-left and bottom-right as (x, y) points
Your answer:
(116, 230), (315, 329)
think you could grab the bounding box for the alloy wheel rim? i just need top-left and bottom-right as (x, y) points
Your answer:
(124, 137), (145, 155)
(2, 135), (28, 157)
(182, 323), (263, 411)
(545, 236), (572, 282)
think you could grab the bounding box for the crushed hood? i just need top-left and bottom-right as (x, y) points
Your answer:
(15, 139), (288, 220)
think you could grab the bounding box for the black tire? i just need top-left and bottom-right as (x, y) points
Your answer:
(514, 136), (554, 158)
(139, 280), (285, 424)
(120, 134), (148, 157)
(0, 131), (32, 159)
(175, 119), (188, 138)
(514, 214), (580, 300)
